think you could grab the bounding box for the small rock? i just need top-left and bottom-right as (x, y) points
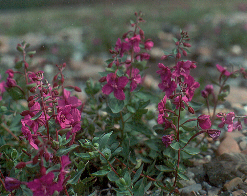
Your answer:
(179, 183), (202, 196)
(232, 189), (245, 196)
(230, 45), (242, 56)
(217, 136), (241, 155)
(239, 140), (247, 151)
(207, 187), (221, 196)
(223, 177), (243, 191)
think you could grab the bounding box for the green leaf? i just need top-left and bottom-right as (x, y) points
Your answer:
(30, 110), (42, 120)
(189, 101), (204, 111)
(182, 146), (200, 155)
(74, 152), (94, 160)
(68, 161), (88, 184)
(170, 142), (180, 150)
(172, 37), (179, 42)
(108, 97), (125, 113)
(15, 61), (24, 69)
(26, 51), (36, 56)
(127, 105), (136, 113)
(123, 171), (131, 186)
(178, 172), (190, 181)
(21, 184), (33, 196)
(91, 170), (109, 176)
(56, 144), (78, 156)
(99, 131), (113, 150)
(132, 164), (143, 183)
(107, 170), (120, 182)
(6, 87), (25, 100)
(133, 178), (144, 196)
(156, 165), (174, 172)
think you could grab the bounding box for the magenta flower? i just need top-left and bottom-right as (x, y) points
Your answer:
(6, 77), (17, 87)
(217, 112), (237, 132)
(207, 129), (221, 140)
(0, 80), (6, 101)
(22, 102), (46, 134)
(6, 69), (14, 78)
(158, 79), (177, 98)
(198, 114), (211, 129)
(172, 60), (196, 79)
(144, 39), (154, 50)
(184, 75), (200, 101)
(173, 96), (188, 109)
(128, 34), (141, 53)
(127, 68), (141, 91)
(216, 64), (231, 76)
(21, 121), (38, 150)
(5, 177), (21, 192)
(102, 73), (129, 100)
(115, 38), (130, 57)
(157, 63), (172, 81)
(162, 134), (174, 148)
(56, 105), (81, 134)
(58, 89), (82, 108)
(27, 172), (63, 196)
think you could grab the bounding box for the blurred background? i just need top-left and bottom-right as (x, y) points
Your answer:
(0, 0), (247, 96)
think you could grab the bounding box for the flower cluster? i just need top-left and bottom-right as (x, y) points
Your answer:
(3, 43), (82, 195)
(100, 12), (154, 100)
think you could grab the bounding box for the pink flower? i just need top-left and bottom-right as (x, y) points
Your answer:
(22, 102), (47, 134)
(6, 69), (14, 78)
(198, 115), (211, 129)
(5, 177), (21, 192)
(173, 96), (188, 109)
(128, 34), (141, 53)
(184, 75), (200, 101)
(58, 89), (82, 108)
(6, 77), (17, 87)
(137, 52), (150, 61)
(217, 112), (237, 132)
(207, 129), (221, 140)
(157, 63), (172, 81)
(216, 64), (231, 76)
(127, 68), (141, 91)
(144, 39), (154, 50)
(27, 172), (63, 196)
(56, 105), (81, 134)
(172, 60), (196, 79)
(162, 134), (174, 148)
(21, 121), (38, 150)
(158, 79), (177, 98)
(102, 73), (129, 100)
(115, 38), (130, 57)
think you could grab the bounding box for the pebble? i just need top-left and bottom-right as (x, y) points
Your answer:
(223, 177), (243, 191)
(179, 183), (202, 196)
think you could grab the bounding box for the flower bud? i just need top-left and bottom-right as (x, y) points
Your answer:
(182, 49), (187, 56)
(44, 153), (50, 162)
(139, 29), (145, 39)
(176, 51), (181, 59)
(99, 76), (107, 83)
(28, 100), (35, 108)
(40, 166), (46, 176)
(15, 162), (26, 169)
(24, 61), (29, 69)
(175, 41), (180, 46)
(62, 63), (66, 68)
(32, 155), (39, 165)
(74, 86), (82, 92)
(20, 110), (31, 116)
(30, 86), (36, 93)
(108, 61), (113, 68)
(188, 106), (195, 114)
(183, 42), (191, 47)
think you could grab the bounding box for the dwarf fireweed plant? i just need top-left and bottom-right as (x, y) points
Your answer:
(0, 12), (247, 196)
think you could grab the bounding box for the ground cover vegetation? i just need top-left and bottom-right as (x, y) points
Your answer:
(0, 2), (247, 195)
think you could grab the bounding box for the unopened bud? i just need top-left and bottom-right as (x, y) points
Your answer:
(32, 155), (39, 165)
(15, 162), (26, 169)
(20, 110), (30, 116)
(74, 86), (82, 92)
(183, 42), (191, 47)
(139, 29), (145, 39)
(28, 100), (35, 108)
(182, 49), (187, 56)
(44, 153), (50, 162)
(30, 86), (36, 93)
(62, 63), (66, 68)
(175, 41), (180, 46)
(176, 51), (181, 59)
(108, 61), (113, 68)
(40, 166), (46, 176)
(99, 76), (107, 83)
(188, 106), (195, 114)
(24, 61), (29, 69)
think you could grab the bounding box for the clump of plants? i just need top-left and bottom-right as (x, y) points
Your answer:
(0, 11), (247, 196)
